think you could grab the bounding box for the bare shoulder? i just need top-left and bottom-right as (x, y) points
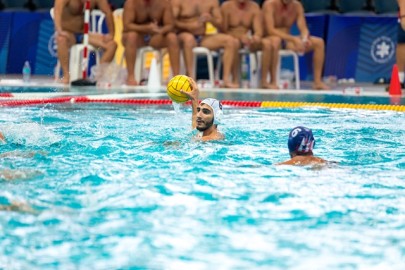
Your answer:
(277, 156), (328, 166)
(262, 0), (276, 10)
(201, 132), (224, 142)
(251, 1), (260, 9)
(292, 0), (304, 10)
(208, 0), (220, 8)
(123, 0), (135, 9)
(162, 0), (171, 8)
(221, 1), (233, 9)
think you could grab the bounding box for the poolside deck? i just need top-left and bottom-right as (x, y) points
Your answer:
(0, 75), (402, 105)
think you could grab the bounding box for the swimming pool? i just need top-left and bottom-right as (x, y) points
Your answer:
(1, 102), (404, 269)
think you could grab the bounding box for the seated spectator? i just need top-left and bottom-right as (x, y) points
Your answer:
(262, 0), (329, 90)
(54, 0), (117, 84)
(221, 0), (264, 88)
(171, 0), (238, 88)
(122, 0), (180, 86)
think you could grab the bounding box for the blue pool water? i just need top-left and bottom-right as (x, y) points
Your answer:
(0, 103), (405, 269)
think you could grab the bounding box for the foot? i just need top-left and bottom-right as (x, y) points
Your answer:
(222, 81), (239, 88)
(126, 78), (138, 86)
(60, 76), (69, 85)
(312, 82), (330, 90)
(261, 82), (279, 90)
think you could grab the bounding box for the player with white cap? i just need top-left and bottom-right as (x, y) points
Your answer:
(181, 78), (224, 141)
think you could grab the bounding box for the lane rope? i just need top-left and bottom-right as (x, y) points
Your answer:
(0, 96), (404, 112)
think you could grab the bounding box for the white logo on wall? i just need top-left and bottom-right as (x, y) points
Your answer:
(48, 33), (58, 57)
(370, 36), (394, 64)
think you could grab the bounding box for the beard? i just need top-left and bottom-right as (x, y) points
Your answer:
(196, 118), (214, 132)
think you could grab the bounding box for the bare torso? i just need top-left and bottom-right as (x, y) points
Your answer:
(175, 0), (216, 35)
(128, 0), (166, 26)
(61, 0), (97, 33)
(223, 1), (259, 39)
(265, 0), (299, 35)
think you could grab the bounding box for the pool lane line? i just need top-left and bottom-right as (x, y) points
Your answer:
(0, 97), (405, 112)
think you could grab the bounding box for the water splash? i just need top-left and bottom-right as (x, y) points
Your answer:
(0, 122), (62, 146)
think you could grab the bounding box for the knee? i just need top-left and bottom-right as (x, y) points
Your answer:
(312, 37), (324, 49)
(56, 35), (69, 46)
(123, 32), (137, 47)
(262, 39), (272, 51)
(109, 40), (118, 52)
(270, 38), (281, 50)
(233, 38), (240, 49)
(181, 35), (196, 49)
(166, 33), (179, 47)
(225, 36), (238, 50)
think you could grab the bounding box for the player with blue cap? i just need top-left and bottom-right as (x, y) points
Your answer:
(278, 126), (328, 166)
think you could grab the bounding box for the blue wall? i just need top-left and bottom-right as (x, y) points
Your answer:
(1, 10), (57, 76)
(324, 15), (397, 82)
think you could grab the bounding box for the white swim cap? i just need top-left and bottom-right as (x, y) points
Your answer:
(200, 98), (223, 125)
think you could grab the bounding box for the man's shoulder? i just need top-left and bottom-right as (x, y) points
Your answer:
(221, 1), (233, 9)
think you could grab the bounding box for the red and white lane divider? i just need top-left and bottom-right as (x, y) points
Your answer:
(81, 0), (91, 79)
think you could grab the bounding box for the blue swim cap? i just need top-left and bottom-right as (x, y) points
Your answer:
(288, 126), (315, 154)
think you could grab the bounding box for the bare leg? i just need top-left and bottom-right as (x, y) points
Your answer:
(165, 33), (180, 76)
(201, 34), (239, 88)
(261, 36), (280, 89)
(309, 36), (329, 90)
(122, 32), (140, 85)
(269, 37), (281, 89)
(222, 36), (239, 88)
(178, 33), (197, 78)
(56, 33), (75, 84)
(232, 38), (241, 85)
(89, 33), (117, 63)
(396, 43), (405, 84)
(150, 33), (180, 77)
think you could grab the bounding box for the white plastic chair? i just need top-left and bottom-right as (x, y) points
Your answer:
(192, 47), (218, 87)
(50, 8), (105, 82)
(216, 48), (259, 87)
(257, 49), (300, 89)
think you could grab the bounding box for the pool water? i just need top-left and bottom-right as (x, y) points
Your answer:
(0, 104), (405, 269)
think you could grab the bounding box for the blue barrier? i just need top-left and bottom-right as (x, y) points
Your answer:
(0, 11), (12, 74)
(7, 10), (56, 76)
(325, 14), (397, 82)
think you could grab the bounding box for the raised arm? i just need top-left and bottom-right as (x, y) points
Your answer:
(180, 77), (199, 129)
(0, 132), (5, 142)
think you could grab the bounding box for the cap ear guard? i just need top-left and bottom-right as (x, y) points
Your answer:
(214, 105), (223, 125)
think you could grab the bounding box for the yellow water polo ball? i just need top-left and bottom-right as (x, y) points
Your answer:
(166, 75), (192, 103)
